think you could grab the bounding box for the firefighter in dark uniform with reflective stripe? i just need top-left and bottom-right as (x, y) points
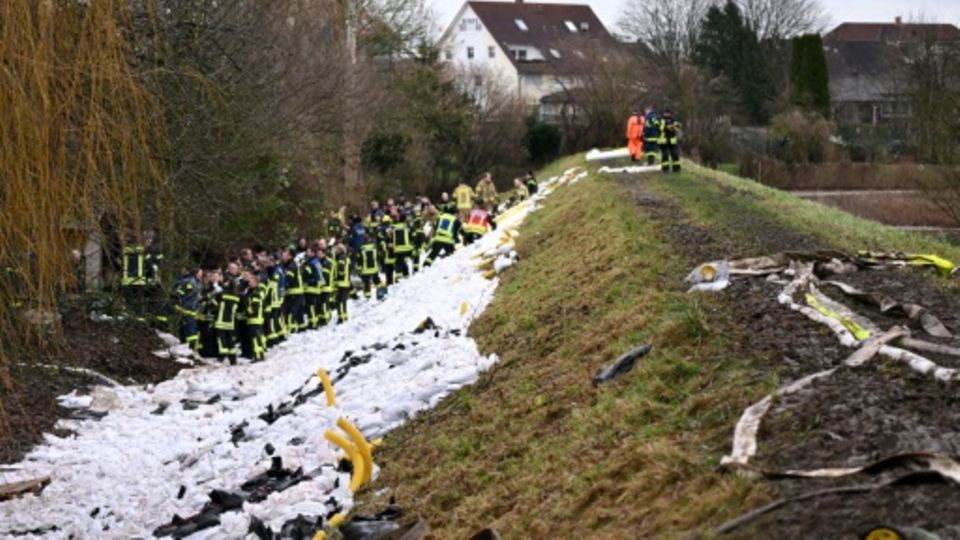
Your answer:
(392, 213), (414, 280)
(426, 212), (461, 265)
(410, 209), (426, 273)
(215, 283), (240, 365)
(174, 268), (202, 352)
(318, 247), (335, 325)
(302, 245), (323, 330)
(197, 269), (221, 357)
(657, 108), (681, 173)
(241, 270), (266, 362)
(333, 245), (352, 324)
(281, 248), (305, 333)
(359, 235), (380, 299)
(378, 218), (397, 286)
(268, 258), (285, 344)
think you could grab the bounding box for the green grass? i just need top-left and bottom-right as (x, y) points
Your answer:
(359, 155), (775, 538)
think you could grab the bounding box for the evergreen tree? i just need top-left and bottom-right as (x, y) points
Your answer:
(693, 0), (773, 124)
(789, 34), (830, 117)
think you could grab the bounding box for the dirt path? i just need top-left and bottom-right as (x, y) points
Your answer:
(619, 173), (960, 539)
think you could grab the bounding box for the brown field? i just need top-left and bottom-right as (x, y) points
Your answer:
(738, 157), (946, 191)
(795, 190), (959, 228)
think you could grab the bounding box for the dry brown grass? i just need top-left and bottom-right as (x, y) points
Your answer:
(796, 191), (958, 227)
(0, 2), (165, 435)
(358, 158), (773, 538)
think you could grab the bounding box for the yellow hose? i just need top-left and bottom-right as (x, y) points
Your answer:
(324, 430), (364, 492)
(337, 417), (373, 484)
(316, 368), (336, 407)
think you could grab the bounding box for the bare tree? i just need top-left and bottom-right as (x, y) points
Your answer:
(736, 0), (828, 39)
(618, 0), (713, 73)
(552, 37), (653, 149)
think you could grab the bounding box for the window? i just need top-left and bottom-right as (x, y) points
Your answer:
(467, 46), (475, 59)
(460, 18), (482, 31)
(513, 49), (527, 60)
(574, 49), (585, 59)
(515, 18), (528, 31)
(474, 75), (483, 87)
(488, 46), (496, 58)
(549, 48), (561, 59)
(445, 50), (453, 60)
(580, 22), (590, 31)
(564, 20), (578, 32)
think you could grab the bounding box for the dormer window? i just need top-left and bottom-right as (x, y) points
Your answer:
(515, 18), (528, 31)
(549, 48), (561, 59)
(564, 20), (578, 32)
(581, 22), (590, 31)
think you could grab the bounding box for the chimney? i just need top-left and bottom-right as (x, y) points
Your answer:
(895, 16), (902, 26)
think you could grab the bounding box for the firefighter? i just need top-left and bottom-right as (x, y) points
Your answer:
(657, 108), (681, 173)
(425, 211), (461, 265)
(378, 217), (397, 286)
(281, 247), (305, 333)
(513, 178), (529, 202)
(358, 235), (380, 299)
(174, 267), (202, 352)
(524, 172), (538, 196)
(241, 270), (265, 362)
(327, 209), (345, 241)
(120, 238), (147, 316)
(475, 172), (498, 212)
(642, 106), (660, 165)
(392, 213), (414, 280)
(333, 245), (352, 324)
(197, 268), (222, 357)
(453, 181), (475, 222)
(266, 257), (285, 345)
(318, 245), (335, 325)
(438, 192), (456, 214)
(410, 207), (426, 273)
(302, 245), (323, 330)
(214, 281), (240, 365)
(462, 207), (491, 246)
(259, 257), (277, 347)
(626, 108), (645, 162)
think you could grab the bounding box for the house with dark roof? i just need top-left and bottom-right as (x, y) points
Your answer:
(438, 1), (616, 116)
(824, 17), (960, 124)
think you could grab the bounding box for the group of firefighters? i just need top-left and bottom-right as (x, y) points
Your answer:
(626, 106), (682, 173)
(119, 172), (539, 365)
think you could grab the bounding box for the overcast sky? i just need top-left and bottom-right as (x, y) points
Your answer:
(428, 0), (960, 36)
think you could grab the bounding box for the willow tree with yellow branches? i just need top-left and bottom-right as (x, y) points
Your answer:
(0, 0), (167, 428)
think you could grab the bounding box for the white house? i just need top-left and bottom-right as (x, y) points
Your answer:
(438, 1), (616, 116)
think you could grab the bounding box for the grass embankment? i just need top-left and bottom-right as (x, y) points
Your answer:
(361, 157), (960, 538)
(361, 156), (772, 538)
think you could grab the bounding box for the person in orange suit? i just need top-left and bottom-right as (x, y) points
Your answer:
(626, 108), (645, 162)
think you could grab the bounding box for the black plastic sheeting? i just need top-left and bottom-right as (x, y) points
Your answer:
(593, 345), (653, 385)
(153, 457), (338, 538)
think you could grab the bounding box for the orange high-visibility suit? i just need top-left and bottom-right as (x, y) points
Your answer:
(626, 113), (645, 161)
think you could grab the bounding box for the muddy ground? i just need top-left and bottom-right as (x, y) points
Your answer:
(0, 309), (182, 463)
(620, 174), (960, 539)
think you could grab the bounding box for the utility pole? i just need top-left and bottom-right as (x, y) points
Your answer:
(342, 0), (362, 205)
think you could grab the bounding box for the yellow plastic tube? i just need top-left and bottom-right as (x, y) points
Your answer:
(324, 430), (365, 492)
(337, 417), (373, 485)
(316, 368), (336, 407)
(328, 513), (346, 528)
